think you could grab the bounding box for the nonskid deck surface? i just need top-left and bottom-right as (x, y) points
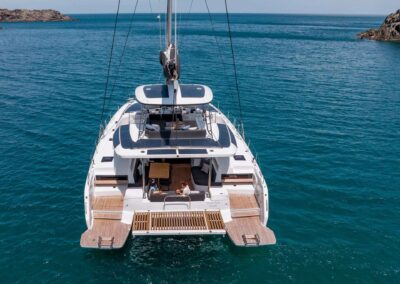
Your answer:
(132, 211), (225, 233)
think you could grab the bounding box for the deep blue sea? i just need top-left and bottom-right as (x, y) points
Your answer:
(0, 13), (399, 283)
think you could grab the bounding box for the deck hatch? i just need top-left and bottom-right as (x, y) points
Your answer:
(101, 156), (114, 162)
(148, 149), (177, 155)
(180, 85), (205, 98)
(143, 85), (169, 98)
(125, 103), (142, 113)
(233, 155), (246, 161)
(178, 149), (208, 155)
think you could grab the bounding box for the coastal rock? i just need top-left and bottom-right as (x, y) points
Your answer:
(0, 8), (74, 23)
(358, 9), (400, 41)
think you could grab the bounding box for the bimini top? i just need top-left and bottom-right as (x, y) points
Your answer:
(135, 83), (213, 106)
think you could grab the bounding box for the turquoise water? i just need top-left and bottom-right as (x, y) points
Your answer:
(0, 14), (399, 283)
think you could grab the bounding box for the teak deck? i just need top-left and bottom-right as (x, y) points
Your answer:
(229, 194), (259, 210)
(170, 164), (193, 191)
(81, 196), (130, 249)
(80, 219), (131, 249)
(225, 216), (276, 246)
(227, 194), (275, 246)
(92, 196), (124, 211)
(132, 211), (224, 232)
(229, 194), (261, 218)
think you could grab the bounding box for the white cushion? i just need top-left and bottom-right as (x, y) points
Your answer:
(146, 124), (155, 131)
(193, 159), (201, 167)
(201, 163), (209, 174)
(137, 164), (143, 176)
(152, 124), (160, 131)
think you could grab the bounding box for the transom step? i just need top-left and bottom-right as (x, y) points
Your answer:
(242, 234), (260, 246)
(98, 236), (115, 248)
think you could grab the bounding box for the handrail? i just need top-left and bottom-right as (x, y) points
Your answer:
(118, 116), (122, 147)
(163, 195), (191, 210)
(137, 107), (148, 139)
(203, 110), (214, 138)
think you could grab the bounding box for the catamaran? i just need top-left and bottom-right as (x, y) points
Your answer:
(81, 0), (276, 249)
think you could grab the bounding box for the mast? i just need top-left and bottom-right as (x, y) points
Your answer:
(166, 0), (172, 47)
(160, 0), (180, 83)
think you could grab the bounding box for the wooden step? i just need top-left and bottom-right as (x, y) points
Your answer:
(231, 208), (261, 218)
(93, 211), (122, 220)
(242, 234), (260, 246)
(95, 179), (129, 186)
(98, 236), (114, 248)
(223, 178), (253, 185)
(229, 194), (260, 217)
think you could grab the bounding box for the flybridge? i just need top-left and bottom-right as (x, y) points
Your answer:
(135, 84), (213, 106)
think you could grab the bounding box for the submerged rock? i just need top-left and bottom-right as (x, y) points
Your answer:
(0, 8), (74, 23)
(358, 9), (400, 41)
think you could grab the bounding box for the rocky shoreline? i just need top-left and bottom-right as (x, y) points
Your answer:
(0, 8), (74, 23)
(358, 9), (400, 41)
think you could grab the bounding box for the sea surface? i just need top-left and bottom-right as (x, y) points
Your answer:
(0, 13), (399, 283)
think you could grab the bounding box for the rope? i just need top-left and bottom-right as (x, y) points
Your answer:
(107, 0), (140, 106)
(224, 0), (244, 134)
(99, 0), (121, 126)
(177, 0), (194, 50)
(204, 0), (230, 93)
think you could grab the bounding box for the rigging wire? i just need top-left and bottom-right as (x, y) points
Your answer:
(106, 0), (140, 107)
(99, 0), (121, 126)
(204, 0), (230, 93)
(177, 0), (194, 50)
(174, 0), (177, 47)
(224, 0), (244, 134)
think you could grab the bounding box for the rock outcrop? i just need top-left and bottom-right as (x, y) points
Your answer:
(0, 9), (74, 23)
(358, 9), (400, 41)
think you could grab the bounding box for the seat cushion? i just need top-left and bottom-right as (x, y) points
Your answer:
(149, 191), (205, 202)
